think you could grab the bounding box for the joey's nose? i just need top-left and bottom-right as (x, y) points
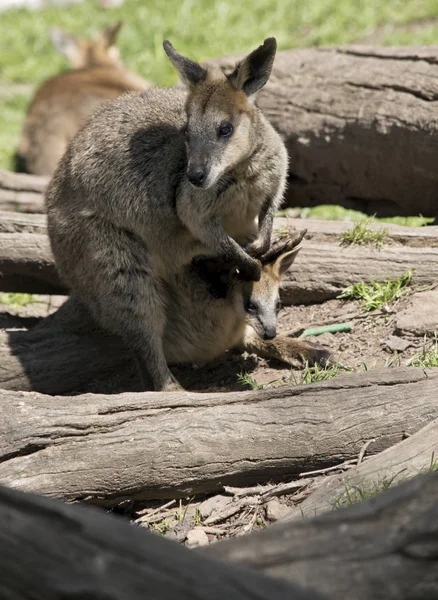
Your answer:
(187, 166), (206, 187)
(263, 327), (277, 340)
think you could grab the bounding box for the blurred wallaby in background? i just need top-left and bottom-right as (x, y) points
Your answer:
(46, 37), (288, 391)
(15, 21), (150, 176)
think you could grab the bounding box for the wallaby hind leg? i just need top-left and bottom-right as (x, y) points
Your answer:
(241, 326), (331, 368)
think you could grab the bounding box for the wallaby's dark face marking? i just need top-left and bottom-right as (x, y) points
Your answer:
(164, 38), (277, 190)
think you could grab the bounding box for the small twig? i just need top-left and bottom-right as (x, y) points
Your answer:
(357, 438), (376, 465)
(260, 478), (314, 500)
(135, 499), (176, 523)
(300, 459), (357, 477)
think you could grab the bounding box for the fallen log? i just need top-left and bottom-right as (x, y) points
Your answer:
(1, 214), (438, 301)
(282, 417), (438, 521)
(205, 471), (438, 600)
(0, 472), (437, 600)
(0, 367), (437, 502)
(0, 170), (48, 213)
(209, 45), (438, 218)
(0, 485), (316, 600)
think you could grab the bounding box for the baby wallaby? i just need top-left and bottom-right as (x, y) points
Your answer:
(164, 232), (331, 370)
(46, 37), (288, 391)
(15, 21), (149, 176)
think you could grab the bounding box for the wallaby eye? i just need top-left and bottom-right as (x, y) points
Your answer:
(245, 300), (257, 314)
(181, 124), (188, 137)
(276, 300), (282, 312)
(218, 122), (233, 138)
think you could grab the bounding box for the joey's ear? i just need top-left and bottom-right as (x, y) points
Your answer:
(99, 21), (123, 47)
(226, 37), (276, 99)
(163, 40), (207, 87)
(273, 243), (302, 278)
(49, 28), (80, 64)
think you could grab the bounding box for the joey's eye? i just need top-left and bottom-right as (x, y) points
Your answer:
(276, 300), (282, 312)
(218, 122), (233, 138)
(245, 300), (257, 314)
(181, 125), (188, 136)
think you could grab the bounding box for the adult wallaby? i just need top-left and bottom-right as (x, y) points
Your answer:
(46, 37), (288, 391)
(164, 233), (330, 369)
(15, 21), (149, 176)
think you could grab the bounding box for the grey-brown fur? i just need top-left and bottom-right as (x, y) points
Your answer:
(15, 22), (149, 176)
(46, 38), (288, 391)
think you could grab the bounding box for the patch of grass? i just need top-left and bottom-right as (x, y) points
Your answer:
(293, 360), (344, 385)
(296, 205), (434, 227)
(237, 372), (265, 390)
(407, 335), (438, 368)
(341, 216), (388, 249)
(338, 270), (413, 311)
(0, 292), (35, 307)
(332, 474), (399, 509)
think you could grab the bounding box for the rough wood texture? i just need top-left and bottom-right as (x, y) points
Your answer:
(0, 368), (437, 503)
(281, 418), (438, 521)
(0, 485), (317, 600)
(0, 170), (48, 213)
(209, 45), (438, 218)
(205, 471), (438, 600)
(1, 214), (437, 302)
(0, 232), (64, 294)
(1, 473), (436, 600)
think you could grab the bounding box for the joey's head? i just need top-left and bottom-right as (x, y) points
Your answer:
(242, 234), (304, 340)
(49, 21), (124, 70)
(163, 38), (277, 189)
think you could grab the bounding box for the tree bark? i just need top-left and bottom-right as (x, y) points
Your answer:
(281, 418), (438, 521)
(0, 170), (48, 213)
(0, 367), (437, 503)
(0, 471), (437, 600)
(1, 214), (437, 302)
(204, 471), (438, 600)
(208, 45), (438, 218)
(0, 485), (317, 600)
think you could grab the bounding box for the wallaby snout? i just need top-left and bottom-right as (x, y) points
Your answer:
(262, 325), (277, 340)
(187, 164), (207, 187)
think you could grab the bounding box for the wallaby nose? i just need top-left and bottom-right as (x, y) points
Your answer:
(263, 327), (277, 340)
(187, 166), (206, 187)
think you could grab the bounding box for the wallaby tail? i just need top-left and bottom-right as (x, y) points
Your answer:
(12, 151), (29, 174)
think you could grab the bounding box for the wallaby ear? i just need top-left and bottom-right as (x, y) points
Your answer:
(49, 28), (80, 64)
(226, 37), (277, 99)
(99, 21), (123, 47)
(273, 243), (302, 278)
(163, 40), (207, 87)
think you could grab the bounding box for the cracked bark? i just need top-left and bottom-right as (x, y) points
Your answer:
(0, 367), (437, 503)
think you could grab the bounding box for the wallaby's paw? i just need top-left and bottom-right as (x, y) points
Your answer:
(244, 238), (270, 258)
(299, 341), (332, 367)
(237, 258), (262, 282)
(162, 381), (185, 393)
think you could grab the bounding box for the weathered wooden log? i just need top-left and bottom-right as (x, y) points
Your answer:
(0, 472), (437, 600)
(0, 485), (317, 600)
(282, 417), (438, 521)
(1, 213), (437, 302)
(0, 170), (48, 213)
(205, 471), (438, 600)
(209, 45), (438, 218)
(0, 367), (437, 503)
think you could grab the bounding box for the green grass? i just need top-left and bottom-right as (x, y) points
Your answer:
(3, 0), (438, 171)
(338, 270), (413, 311)
(408, 336), (438, 368)
(293, 206), (434, 227)
(341, 216), (388, 249)
(0, 292), (35, 307)
(238, 360), (344, 390)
